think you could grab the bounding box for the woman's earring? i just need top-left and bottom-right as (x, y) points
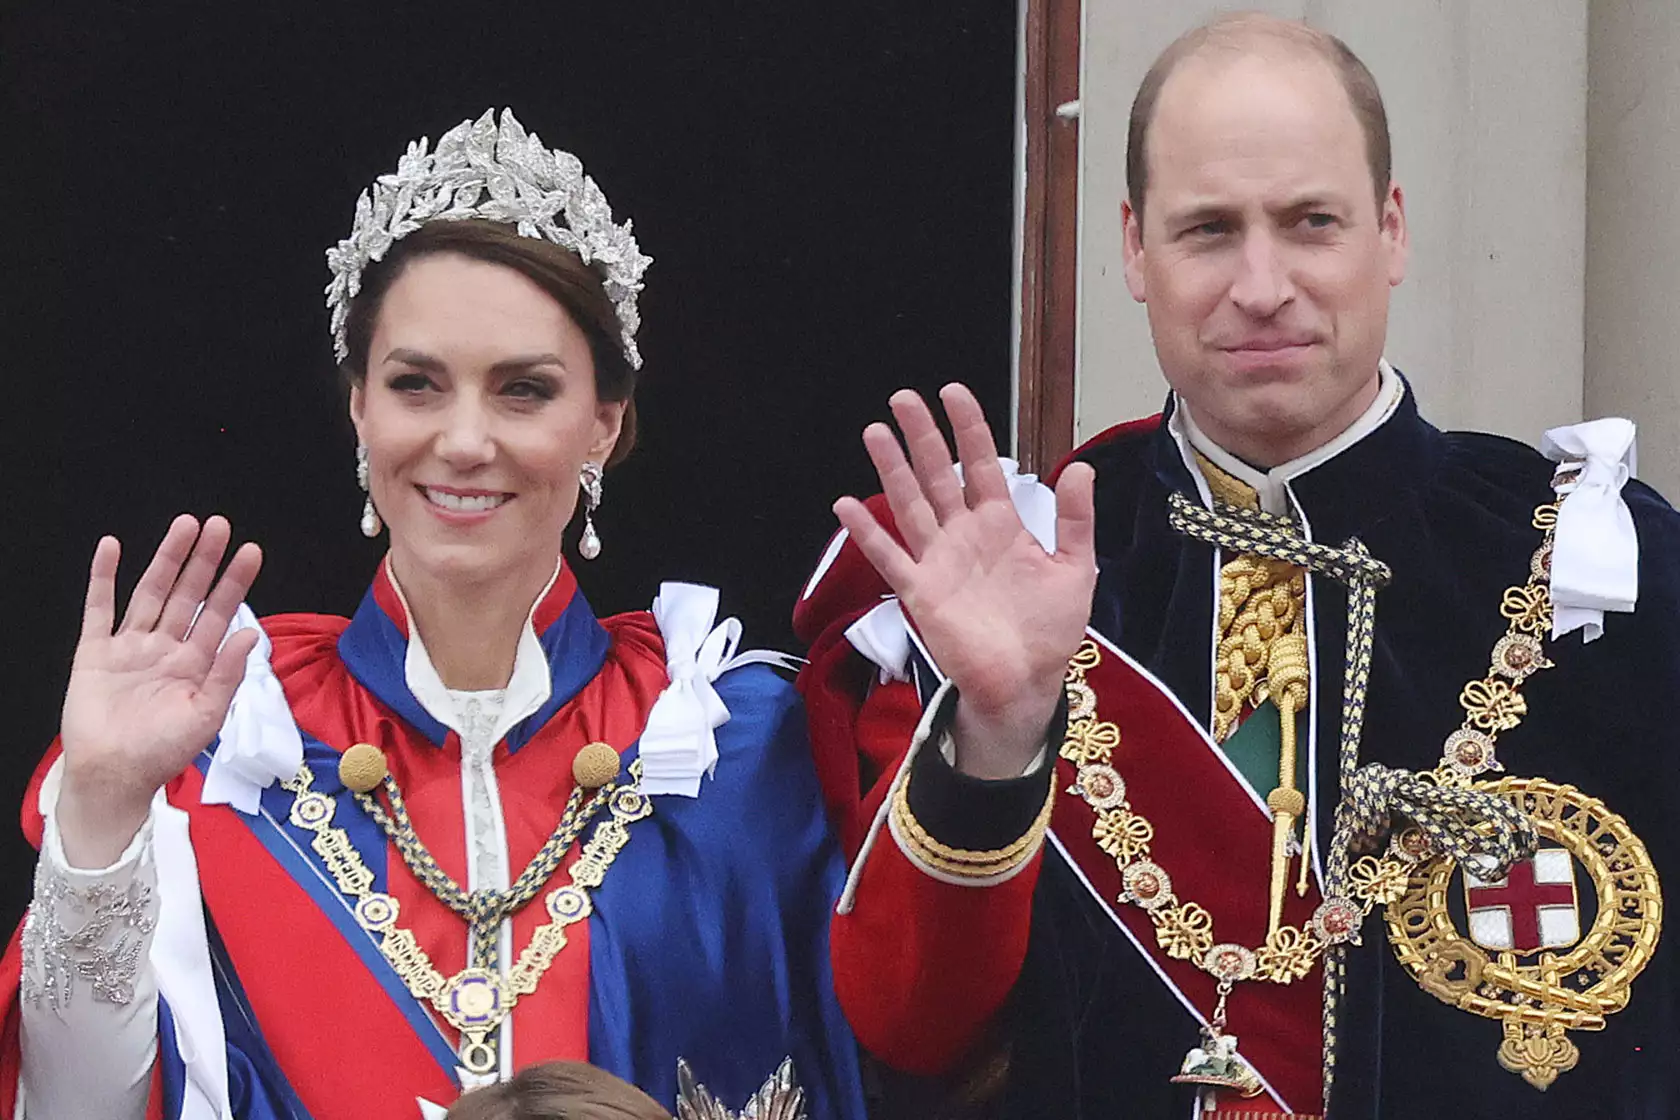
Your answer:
(356, 443), (382, 538)
(578, 461), (604, 560)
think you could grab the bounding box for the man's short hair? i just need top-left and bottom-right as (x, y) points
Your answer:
(1125, 13), (1392, 223)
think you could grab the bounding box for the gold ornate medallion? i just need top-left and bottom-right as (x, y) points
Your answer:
(1385, 776), (1661, 1090)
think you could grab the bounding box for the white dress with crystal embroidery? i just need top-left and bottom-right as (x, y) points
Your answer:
(18, 779), (162, 1119)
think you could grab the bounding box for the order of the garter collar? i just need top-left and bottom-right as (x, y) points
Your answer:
(323, 108), (651, 369)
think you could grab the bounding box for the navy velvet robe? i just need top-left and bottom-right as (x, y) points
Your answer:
(992, 386), (1680, 1119)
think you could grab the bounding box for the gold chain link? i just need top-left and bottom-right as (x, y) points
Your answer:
(280, 758), (652, 1076)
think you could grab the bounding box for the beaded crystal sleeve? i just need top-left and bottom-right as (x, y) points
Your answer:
(20, 822), (159, 1013)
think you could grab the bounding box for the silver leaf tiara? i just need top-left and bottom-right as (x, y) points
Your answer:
(324, 108), (651, 369)
(676, 1057), (806, 1120)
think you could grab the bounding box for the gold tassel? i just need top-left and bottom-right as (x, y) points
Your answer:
(1265, 632), (1309, 937)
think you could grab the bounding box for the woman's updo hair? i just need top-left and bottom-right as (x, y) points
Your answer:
(443, 1061), (671, 1120)
(338, 219), (640, 466)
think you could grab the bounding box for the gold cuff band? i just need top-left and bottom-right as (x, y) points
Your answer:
(890, 762), (1056, 880)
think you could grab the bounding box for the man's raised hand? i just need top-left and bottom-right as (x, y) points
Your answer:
(833, 383), (1096, 779)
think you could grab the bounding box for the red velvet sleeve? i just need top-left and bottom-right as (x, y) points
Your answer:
(794, 503), (1043, 1075)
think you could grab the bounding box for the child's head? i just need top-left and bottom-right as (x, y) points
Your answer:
(444, 1062), (672, 1120)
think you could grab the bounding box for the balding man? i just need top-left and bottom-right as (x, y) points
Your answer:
(799, 14), (1678, 1119)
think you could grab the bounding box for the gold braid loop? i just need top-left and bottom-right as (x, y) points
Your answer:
(1167, 492), (1394, 588)
(1335, 762), (1538, 873)
(1267, 632), (1310, 712)
(1169, 494), (1390, 1110)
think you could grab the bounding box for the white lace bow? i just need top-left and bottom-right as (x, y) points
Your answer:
(639, 583), (798, 797)
(1540, 418), (1640, 642)
(199, 605), (305, 814)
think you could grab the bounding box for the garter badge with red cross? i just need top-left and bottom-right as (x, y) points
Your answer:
(1386, 778), (1661, 1092)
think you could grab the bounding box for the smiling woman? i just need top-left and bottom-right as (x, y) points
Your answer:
(1, 111), (867, 1120)
(346, 235), (633, 688)
(344, 220), (641, 461)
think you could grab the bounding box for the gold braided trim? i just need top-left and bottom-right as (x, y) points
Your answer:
(1213, 555), (1307, 742)
(890, 760), (1056, 879)
(1191, 451), (1311, 743)
(1192, 450), (1261, 512)
(280, 759), (651, 1076)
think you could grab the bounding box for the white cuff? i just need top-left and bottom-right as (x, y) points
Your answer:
(32, 758), (231, 1120)
(39, 766), (156, 880)
(938, 729), (1049, 777)
(21, 768), (161, 1120)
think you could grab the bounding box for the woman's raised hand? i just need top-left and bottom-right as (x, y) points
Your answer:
(56, 515), (263, 866)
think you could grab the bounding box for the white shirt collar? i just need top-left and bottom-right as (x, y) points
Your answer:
(1171, 359), (1405, 516)
(386, 558), (558, 748)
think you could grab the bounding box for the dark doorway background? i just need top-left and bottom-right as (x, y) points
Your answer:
(2, 3), (1016, 927)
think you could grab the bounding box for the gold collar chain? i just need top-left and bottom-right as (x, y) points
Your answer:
(1064, 486), (1567, 1103)
(1382, 472), (1661, 1092)
(1065, 495), (1561, 982)
(279, 757), (651, 1077)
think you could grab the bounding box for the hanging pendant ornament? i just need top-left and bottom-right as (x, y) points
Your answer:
(578, 461), (604, 560)
(1170, 974), (1266, 1104)
(356, 443), (382, 538)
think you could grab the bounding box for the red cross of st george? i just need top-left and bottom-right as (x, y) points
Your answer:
(1467, 856), (1574, 952)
